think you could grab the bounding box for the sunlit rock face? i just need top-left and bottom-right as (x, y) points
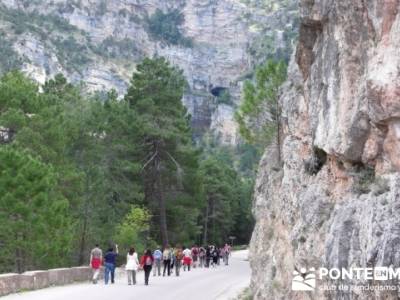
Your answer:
(0, 0), (297, 143)
(250, 0), (400, 299)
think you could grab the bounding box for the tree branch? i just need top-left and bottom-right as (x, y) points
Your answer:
(142, 150), (158, 171)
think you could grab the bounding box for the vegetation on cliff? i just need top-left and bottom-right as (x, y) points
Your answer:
(147, 9), (193, 47)
(235, 60), (287, 157)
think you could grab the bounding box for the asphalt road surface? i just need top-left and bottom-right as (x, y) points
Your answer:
(3, 250), (250, 300)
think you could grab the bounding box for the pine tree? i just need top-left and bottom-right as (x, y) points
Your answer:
(199, 157), (240, 245)
(235, 59), (287, 160)
(0, 147), (72, 273)
(125, 57), (198, 246)
(0, 71), (41, 143)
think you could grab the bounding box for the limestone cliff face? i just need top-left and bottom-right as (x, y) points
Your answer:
(0, 0), (297, 142)
(250, 0), (400, 299)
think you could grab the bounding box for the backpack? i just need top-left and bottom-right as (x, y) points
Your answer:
(145, 256), (152, 266)
(163, 249), (171, 260)
(176, 250), (184, 260)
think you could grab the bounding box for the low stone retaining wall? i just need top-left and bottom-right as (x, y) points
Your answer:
(0, 266), (97, 297)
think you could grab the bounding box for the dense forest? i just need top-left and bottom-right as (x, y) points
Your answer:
(0, 57), (255, 273)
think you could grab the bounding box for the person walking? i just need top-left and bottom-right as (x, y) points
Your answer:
(223, 243), (231, 265)
(162, 245), (172, 276)
(191, 245), (199, 268)
(153, 247), (162, 276)
(211, 246), (219, 267)
(104, 244), (119, 284)
(182, 246), (192, 271)
(218, 247), (224, 265)
(89, 244), (102, 284)
(199, 246), (206, 268)
(170, 246), (175, 275)
(205, 246), (211, 268)
(140, 249), (154, 286)
(126, 247), (139, 285)
(221, 247), (226, 265)
(174, 246), (184, 276)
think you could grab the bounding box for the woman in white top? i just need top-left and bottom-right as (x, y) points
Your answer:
(126, 247), (139, 285)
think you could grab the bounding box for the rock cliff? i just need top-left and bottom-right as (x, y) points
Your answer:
(0, 0), (297, 142)
(250, 0), (400, 299)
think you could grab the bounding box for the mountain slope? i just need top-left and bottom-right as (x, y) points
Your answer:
(0, 0), (297, 141)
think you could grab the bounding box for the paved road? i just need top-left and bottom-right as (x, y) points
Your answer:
(3, 250), (250, 300)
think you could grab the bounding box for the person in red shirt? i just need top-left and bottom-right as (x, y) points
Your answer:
(89, 244), (102, 284)
(182, 246), (192, 271)
(140, 249), (154, 285)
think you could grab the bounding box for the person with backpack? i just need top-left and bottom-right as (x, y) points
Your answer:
(191, 245), (199, 268)
(182, 246), (192, 271)
(211, 246), (219, 267)
(125, 247), (139, 285)
(104, 244), (119, 284)
(152, 247), (162, 276)
(89, 244), (102, 284)
(205, 246), (211, 268)
(170, 246), (175, 275)
(174, 246), (184, 276)
(162, 245), (172, 276)
(140, 249), (154, 285)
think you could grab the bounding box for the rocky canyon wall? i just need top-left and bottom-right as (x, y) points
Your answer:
(250, 0), (400, 299)
(0, 0), (297, 142)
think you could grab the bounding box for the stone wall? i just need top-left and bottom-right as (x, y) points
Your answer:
(0, 266), (96, 297)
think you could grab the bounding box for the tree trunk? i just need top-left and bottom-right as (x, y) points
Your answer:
(211, 199), (215, 244)
(156, 159), (169, 247)
(78, 176), (90, 265)
(15, 216), (23, 273)
(78, 215), (88, 265)
(203, 198), (210, 245)
(16, 245), (22, 273)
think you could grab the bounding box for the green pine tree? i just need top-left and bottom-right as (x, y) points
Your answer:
(235, 59), (287, 160)
(199, 157), (241, 245)
(125, 57), (199, 247)
(0, 147), (72, 273)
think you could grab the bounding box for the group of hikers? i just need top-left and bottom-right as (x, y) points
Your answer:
(89, 243), (232, 286)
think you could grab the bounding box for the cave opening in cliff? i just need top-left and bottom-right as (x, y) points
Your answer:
(210, 86), (228, 97)
(304, 147), (327, 175)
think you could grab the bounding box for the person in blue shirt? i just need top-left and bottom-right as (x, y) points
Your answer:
(104, 244), (118, 284)
(152, 247), (162, 276)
